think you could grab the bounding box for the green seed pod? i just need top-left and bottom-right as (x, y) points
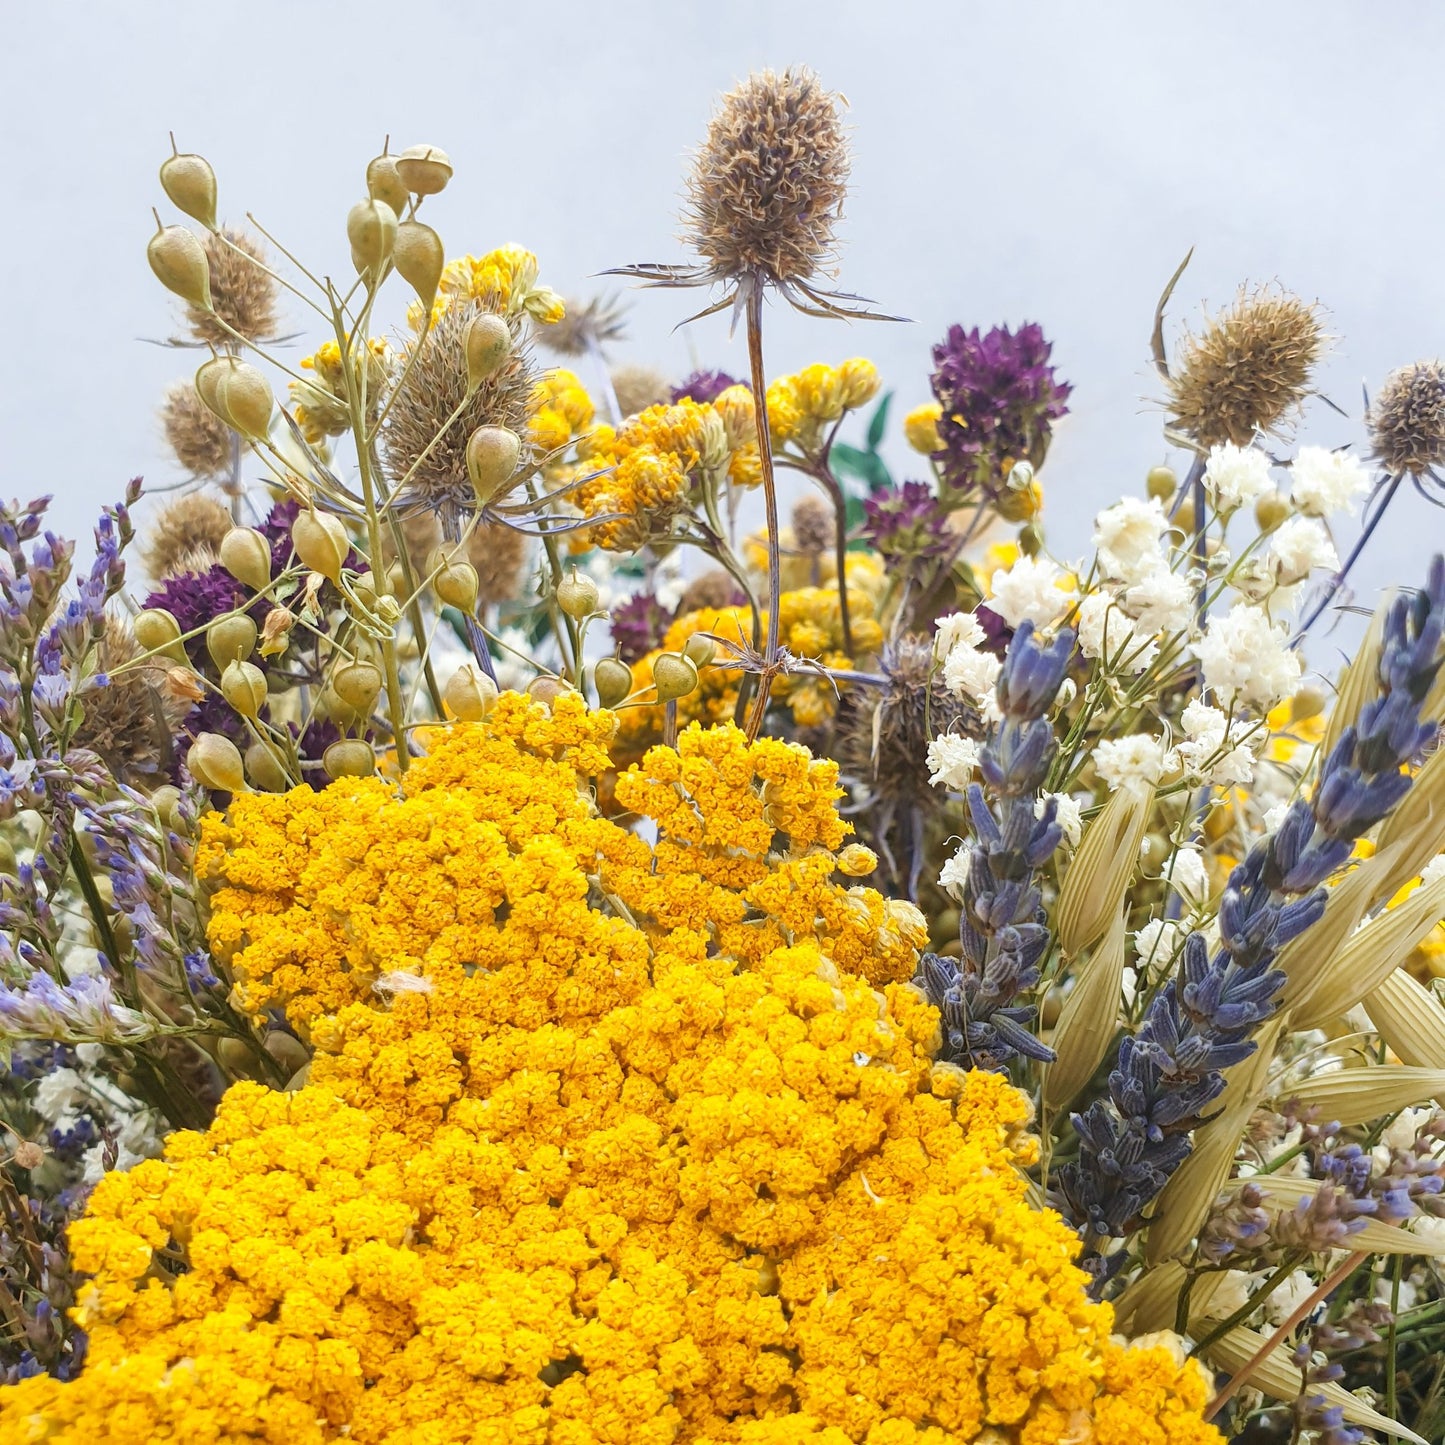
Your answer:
(213, 361), (273, 440)
(346, 197), (398, 277)
(393, 220), (445, 315)
(526, 675), (571, 709)
(652, 652), (699, 703)
(263, 1029), (311, 1075)
(133, 607), (188, 665)
(316, 685), (362, 727)
(395, 144), (453, 196)
(463, 313), (513, 390)
(1018, 522), (1045, 557)
(465, 426), (521, 504)
(365, 153), (410, 216)
(0, 836), (17, 875)
(159, 147), (217, 230)
(445, 665), (499, 721)
(556, 571), (600, 620)
(683, 633), (716, 669)
(1254, 490), (1291, 533)
(219, 527), (272, 593)
(148, 220), (211, 309)
(215, 1036), (256, 1080)
(323, 740), (375, 780)
(1174, 498), (1196, 536)
(594, 656), (633, 709)
(151, 784), (183, 830)
(188, 732), (245, 792)
(333, 659), (383, 712)
(244, 740), (288, 793)
(221, 659), (268, 718)
(434, 561), (479, 613)
(206, 614), (258, 668)
(292, 510), (349, 583)
(1292, 683), (1328, 722)
(194, 356), (231, 416)
(350, 571), (378, 606)
(1146, 465), (1178, 501)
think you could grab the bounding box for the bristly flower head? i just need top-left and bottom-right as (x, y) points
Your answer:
(140, 490), (232, 581)
(160, 382), (234, 482)
(929, 322), (1071, 503)
(535, 293), (628, 359)
(863, 481), (952, 561)
(1368, 359), (1445, 478)
(183, 227), (281, 347)
(1165, 284), (1324, 448)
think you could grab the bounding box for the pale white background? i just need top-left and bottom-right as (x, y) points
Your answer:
(3, 0), (1443, 661)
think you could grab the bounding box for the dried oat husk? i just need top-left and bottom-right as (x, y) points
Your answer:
(1113, 1261), (1228, 1336)
(1321, 594), (1388, 762)
(1365, 967), (1445, 1069)
(1274, 1064), (1445, 1125)
(1044, 907), (1127, 1115)
(1216, 1174), (1445, 1254)
(1056, 783), (1153, 957)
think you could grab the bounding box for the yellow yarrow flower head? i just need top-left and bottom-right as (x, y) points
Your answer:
(904, 399), (944, 454)
(289, 336), (389, 444)
(409, 242), (567, 330)
(767, 357), (881, 457)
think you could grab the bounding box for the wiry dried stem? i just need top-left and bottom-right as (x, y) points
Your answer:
(745, 287), (782, 739)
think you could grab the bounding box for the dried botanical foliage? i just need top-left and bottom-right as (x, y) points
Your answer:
(609, 363), (673, 419)
(141, 490), (232, 581)
(791, 493), (836, 555)
(184, 228), (281, 347)
(382, 510), (444, 576)
(1369, 359), (1445, 478)
(1166, 285), (1324, 448)
(677, 567), (745, 615)
(383, 301), (536, 520)
(465, 520), (530, 607)
(160, 382), (233, 481)
(537, 294), (627, 358)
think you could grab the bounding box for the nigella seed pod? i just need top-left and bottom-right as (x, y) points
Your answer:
(445, 664), (498, 721)
(366, 153), (411, 216)
(433, 562), (479, 613)
(219, 526), (273, 592)
(134, 607), (189, 665)
(393, 220), (445, 314)
(463, 313), (513, 391)
(148, 219), (212, 309)
(594, 656), (633, 708)
(188, 732), (245, 792)
(527, 675), (572, 709)
(206, 614), (258, 668)
(194, 355), (230, 416)
(1146, 465), (1177, 501)
(346, 197), (398, 277)
(244, 740), (288, 793)
(291, 509), (349, 582)
(1254, 490), (1290, 532)
(213, 361), (274, 439)
(652, 652), (699, 703)
(159, 146), (218, 230)
(221, 659), (268, 718)
(323, 740), (376, 780)
(395, 144), (452, 196)
(151, 784), (183, 829)
(465, 426), (522, 504)
(332, 660), (383, 712)
(556, 571), (600, 620)
(683, 633), (716, 669)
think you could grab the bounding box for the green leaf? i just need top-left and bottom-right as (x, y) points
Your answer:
(866, 392), (894, 451)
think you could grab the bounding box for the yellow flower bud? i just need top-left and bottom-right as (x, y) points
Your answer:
(394, 144), (453, 196)
(465, 426), (521, 504)
(219, 527), (272, 593)
(323, 740), (375, 780)
(133, 608), (188, 665)
(556, 571), (600, 620)
(463, 313), (513, 391)
(220, 659), (267, 718)
(291, 510), (349, 582)
(1147, 465), (1178, 501)
(393, 220), (445, 315)
(332, 660), (383, 712)
(652, 652), (698, 703)
(903, 401), (943, 454)
(147, 219), (211, 309)
(835, 843), (877, 877)
(244, 740), (289, 793)
(683, 633), (716, 669)
(433, 562), (479, 613)
(346, 197), (397, 277)
(187, 732), (245, 792)
(594, 656), (633, 708)
(838, 358), (881, 410)
(445, 665), (498, 721)
(365, 153), (410, 216)
(159, 146), (217, 230)
(206, 614), (257, 669)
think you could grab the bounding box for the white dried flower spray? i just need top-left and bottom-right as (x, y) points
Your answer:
(1092, 734), (1167, 790)
(926, 733), (982, 790)
(1196, 602), (1302, 709)
(987, 555), (1077, 629)
(1093, 496), (1169, 582)
(1203, 442), (1272, 511)
(1267, 515), (1339, 585)
(1289, 444), (1370, 517)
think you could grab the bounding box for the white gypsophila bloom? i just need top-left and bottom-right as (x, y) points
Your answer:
(1382, 1105), (1435, 1154)
(926, 733), (982, 791)
(1075, 591), (1159, 673)
(1181, 698), (1228, 747)
(1093, 496), (1168, 582)
(1125, 566), (1195, 636)
(1120, 965), (1139, 1008)
(1411, 1215), (1445, 1251)
(81, 1107), (162, 1187)
(1290, 445), (1370, 518)
(1377, 1274), (1421, 1313)
(1266, 1270), (1318, 1327)
(987, 554), (1078, 629)
(652, 551), (686, 612)
(1263, 801), (1291, 832)
(1134, 917), (1186, 969)
(1204, 442), (1273, 511)
(938, 847), (970, 900)
(933, 610), (986, 660)
(1092, 733), (1166, 791)
(1166, 845), (1210, 907)
(1420, 853), (1445, 888)
(943, 642), (1001, 704)
(1208, 742), (1258, 787)
(490, 624), (538, 693)
(32, 1067), (86, 1122)
(1038, 791), (1083, 848)
(1196, 603), (1302, 710)
(1175, 699), (1259, 786)
(1268, 515), (1339, 585)
(1211, 1271), (1259, 1319)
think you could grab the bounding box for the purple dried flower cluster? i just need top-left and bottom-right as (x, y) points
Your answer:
(671, 369), (746, 405)
(862, 481), (953, 562)
(609, 591), (676, 665)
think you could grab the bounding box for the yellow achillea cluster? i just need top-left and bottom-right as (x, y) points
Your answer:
(290, 336), (390, 443)
(767, 359), (880, 456)
(409, 243), (566, 330)
(528, 368), (596, 458)
(0, 695), (1221, 1445)
(571, 391), (760, 551)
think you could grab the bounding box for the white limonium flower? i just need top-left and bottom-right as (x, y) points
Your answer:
(1203, 442), (1272, 512)
(938, 846), (970, 900)
(942, 641), (1001, 705)
(987, 554), (1078, 629)
(1268, 515), (1339, 585)
(926, 733), (982, 790)
(1196, 602), (1302, 710)
(1037, 792), (1083, 848)
(1092, 733), (1166, 790)
(1093, 496), (1168, 582)
(1290, 445), (1370, 518)
(1075, 591), (1158, 673)
(933, 610), (986, 660)
(1125, 566), (1194, 635)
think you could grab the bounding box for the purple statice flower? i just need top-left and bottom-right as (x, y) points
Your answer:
(672, 370), (746, 405)
(609, 591), (674, 665)
(929, 322), (1071, 504)
(862, 481), (952, 562)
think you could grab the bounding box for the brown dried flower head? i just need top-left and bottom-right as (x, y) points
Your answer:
(185, 227), (281, 346)
(1368, 359), (1445, 478)
(610, 364), (673, 420)
(465, 521), (530, 607)
(161, 381), (234, 481)
(538, 294), (628, 358)
(678, 567), (744, 615)
(1166, 284), (1324, 448)
(141, 490), (232, 580)
(791, 493), (836, 555)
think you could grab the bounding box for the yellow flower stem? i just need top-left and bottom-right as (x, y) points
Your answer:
(745, 286), (782, 738)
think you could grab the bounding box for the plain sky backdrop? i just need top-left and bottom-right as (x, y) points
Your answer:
(3, 1), (1443, 663)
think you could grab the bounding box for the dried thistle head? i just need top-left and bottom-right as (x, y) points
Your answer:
(465, 521), (530, 606)
(1368, 360), (1445, 478)
(1166, 285), (1324, 447)
(383, 300), (536, 520)
(538, 294), (628, 358)
(185, 227), (281, 346)
(161, 381), (234, 481)
(791, 493), (836, 555)
(141, 490), (232, 580)
(610, 364), (673, 420)
(678, 567), (745, 615)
